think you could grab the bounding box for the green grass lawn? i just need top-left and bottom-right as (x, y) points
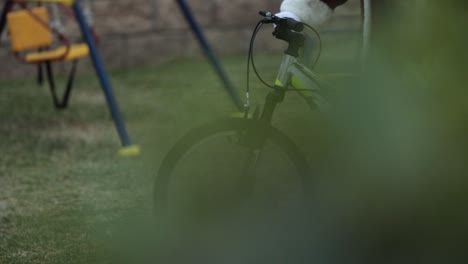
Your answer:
(3, 9), (464, 262)
(0, 32), (360, 263)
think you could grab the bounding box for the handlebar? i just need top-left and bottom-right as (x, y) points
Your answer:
(259, 11), (305, 57)
(259, 11), (304, 32)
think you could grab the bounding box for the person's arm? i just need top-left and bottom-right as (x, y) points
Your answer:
(277, 0), (348, 25)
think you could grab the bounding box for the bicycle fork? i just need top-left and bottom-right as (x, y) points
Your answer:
(238, 86), (286, 198)
(237, 50), (294, 196)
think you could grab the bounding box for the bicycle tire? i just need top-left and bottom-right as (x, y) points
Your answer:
(154, 118), (312, 228)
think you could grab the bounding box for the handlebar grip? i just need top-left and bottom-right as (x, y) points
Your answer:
(259, 11), (304, 32)
(284, 18), (304, 32)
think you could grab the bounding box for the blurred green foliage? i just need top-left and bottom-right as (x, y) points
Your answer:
(313, 1), (468, 262)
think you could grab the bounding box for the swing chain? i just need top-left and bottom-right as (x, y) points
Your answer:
(50, 4), (65, 34)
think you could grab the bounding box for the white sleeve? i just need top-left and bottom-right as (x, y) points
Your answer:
(275, 11), (302, 22)
(280, 0), (333, 26)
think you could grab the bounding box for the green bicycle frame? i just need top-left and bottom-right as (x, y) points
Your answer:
(273, 53), (329, 111)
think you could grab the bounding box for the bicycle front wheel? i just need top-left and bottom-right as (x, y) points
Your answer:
(154, 118), (311, 232)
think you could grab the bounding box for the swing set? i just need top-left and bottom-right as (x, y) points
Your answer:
(1, 0), (243, 157)
(0, 0), (140, 156)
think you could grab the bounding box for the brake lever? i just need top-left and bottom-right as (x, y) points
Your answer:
(259, 11), (278, 24)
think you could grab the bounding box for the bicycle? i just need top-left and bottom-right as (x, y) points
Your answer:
(154, 11), (345, 230)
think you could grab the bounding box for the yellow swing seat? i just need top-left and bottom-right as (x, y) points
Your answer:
(25, 43), (89, 63)
(7, 6), (89, 63)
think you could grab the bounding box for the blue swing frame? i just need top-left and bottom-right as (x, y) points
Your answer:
(176, 0), (242, 110)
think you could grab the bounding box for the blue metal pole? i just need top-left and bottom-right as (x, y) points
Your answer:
(176, 0), (243, 110)
(72, 0), (132, 147)
(0, 0), (13, 37)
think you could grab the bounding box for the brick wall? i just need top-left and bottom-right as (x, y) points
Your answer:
(0, 0), (361, 79)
